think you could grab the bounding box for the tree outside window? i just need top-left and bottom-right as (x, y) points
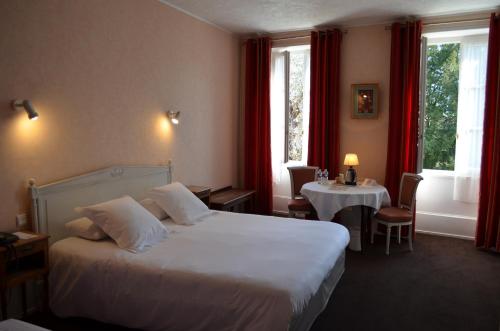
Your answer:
(423, 43), (460, 170)
(287, 51), (306, 161)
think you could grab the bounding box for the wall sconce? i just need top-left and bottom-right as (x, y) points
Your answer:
(167, 111), (180, 125)
(12, 100), (39, 121)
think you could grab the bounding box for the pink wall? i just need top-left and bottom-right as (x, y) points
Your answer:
(339, 25), (391, 184)
(0, 0), (240, 231)
(267, 25), (391, 213)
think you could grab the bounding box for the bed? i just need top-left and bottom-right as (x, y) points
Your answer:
(29, 164), (350, 331)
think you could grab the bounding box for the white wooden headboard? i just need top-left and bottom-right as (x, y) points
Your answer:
(29, 163), (172, 244)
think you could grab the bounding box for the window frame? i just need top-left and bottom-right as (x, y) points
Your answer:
(418, 26), (489, 174)
(276, 46), (310, 165)
(419, 37), (460, 173)
(283, 50), (291, 163)
(417, 36), (428, 174)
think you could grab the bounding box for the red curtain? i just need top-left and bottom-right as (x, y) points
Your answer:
(244, 38), (273, 215)
(384, 21), (422, 234)
(307, 30), (342, 176)
(476, 13), (500, 252)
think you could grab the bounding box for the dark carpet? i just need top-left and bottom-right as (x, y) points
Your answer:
(25, 234), (499, 331)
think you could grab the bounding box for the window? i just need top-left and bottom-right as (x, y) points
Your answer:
(270, 45), (310, 209)
(420, 28), (488, 203)
(423, 42), (460, 170)
(286, 50), (309, 162)
(420, 29), (488, 172)
(271, 45), (310, 167)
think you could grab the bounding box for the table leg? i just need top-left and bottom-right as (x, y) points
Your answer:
(43, 275), (49, 313)
(359, 206), (374, 252)
(367, 207), (373, 241)
(0, 288), (6, 320)
(360, 206), (365, 252)
(21, 283), (27, 317)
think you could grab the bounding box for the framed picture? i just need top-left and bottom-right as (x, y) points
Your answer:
(352, 84), (379, 119)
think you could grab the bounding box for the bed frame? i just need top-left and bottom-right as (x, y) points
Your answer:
(29, 163), (172, 243)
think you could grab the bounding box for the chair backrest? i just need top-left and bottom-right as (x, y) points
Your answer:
(288, 166), (319, 199)
(398, 172), (423, 211)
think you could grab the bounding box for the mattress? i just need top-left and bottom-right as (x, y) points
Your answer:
(50, 211), (349, 331)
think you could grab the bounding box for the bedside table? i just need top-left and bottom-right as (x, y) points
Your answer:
(187, 185), (211, 206)
(210, 187), (256, 213)
(0, 232), (49, 320)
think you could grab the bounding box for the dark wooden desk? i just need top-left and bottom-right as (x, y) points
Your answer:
(187, 185), (211, 206)
(210, 187), (256, 213)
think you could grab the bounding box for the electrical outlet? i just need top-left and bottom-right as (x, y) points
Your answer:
(16, 213), (27, 228)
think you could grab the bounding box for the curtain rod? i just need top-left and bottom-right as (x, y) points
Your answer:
(424, 17), (490, 26)
(271, 30), (348, 42)
(384, 17), (490, 30)
(265, 16), (491, 40)
(272, 34), (310, 42)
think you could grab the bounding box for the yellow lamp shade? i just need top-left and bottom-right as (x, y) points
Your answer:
(344, 153), (359, 166)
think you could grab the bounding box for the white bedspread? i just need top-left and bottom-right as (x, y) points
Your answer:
(50, 211), (349, 331)
(0, 319), (49, 331)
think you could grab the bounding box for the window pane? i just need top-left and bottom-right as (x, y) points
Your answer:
(288, 51), (306, 162)
(423, 43), (460, 170)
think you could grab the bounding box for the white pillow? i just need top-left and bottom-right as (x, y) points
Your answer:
(65, 217), (108, 240)
(139, 198), (169, 220)
(76, 196), (168, 253)
(149, 182), (212, 225)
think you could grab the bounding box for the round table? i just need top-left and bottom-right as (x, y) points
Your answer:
(301, 182), (391, 251)
(301, 181), (391, 221)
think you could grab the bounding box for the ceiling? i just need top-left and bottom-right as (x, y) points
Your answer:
(159, 0), (498, 34)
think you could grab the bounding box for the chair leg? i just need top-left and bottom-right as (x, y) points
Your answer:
(408, 225), (413, 252)
(385, 225), (391, 255)
(397, 225), (401, 244)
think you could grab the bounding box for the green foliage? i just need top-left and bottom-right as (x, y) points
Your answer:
(288, 51), (306, 161)
(423, 43), (460, 170)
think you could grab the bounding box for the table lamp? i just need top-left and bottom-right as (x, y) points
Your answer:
(344, 153), (359, 185)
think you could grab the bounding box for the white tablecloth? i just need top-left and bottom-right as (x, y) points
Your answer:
(301, 182), (391, 221)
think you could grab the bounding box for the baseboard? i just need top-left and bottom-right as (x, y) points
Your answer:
(273, 195), (290, 213)
(416, 211), (476, 239)
(416, 229), (474, 240)
(274, 208), (477, 240)
(417, 210), (476, 221)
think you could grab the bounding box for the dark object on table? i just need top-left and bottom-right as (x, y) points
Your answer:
(345, 167), (357, 185)
(0, 233), (18, 246)
(344, 153), (359, 185)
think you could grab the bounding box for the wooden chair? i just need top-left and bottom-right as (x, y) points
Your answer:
(371, 172), (423, 255)
(287, 166), (318, 218)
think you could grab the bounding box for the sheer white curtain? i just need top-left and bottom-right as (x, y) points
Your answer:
(271, 50), (286, 185)
(301, 51), (311, 163)
(270, 48), (311, 211)
(453, 35), (488, 203)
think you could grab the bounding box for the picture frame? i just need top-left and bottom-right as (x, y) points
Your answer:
(351, 84), (379, 119)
